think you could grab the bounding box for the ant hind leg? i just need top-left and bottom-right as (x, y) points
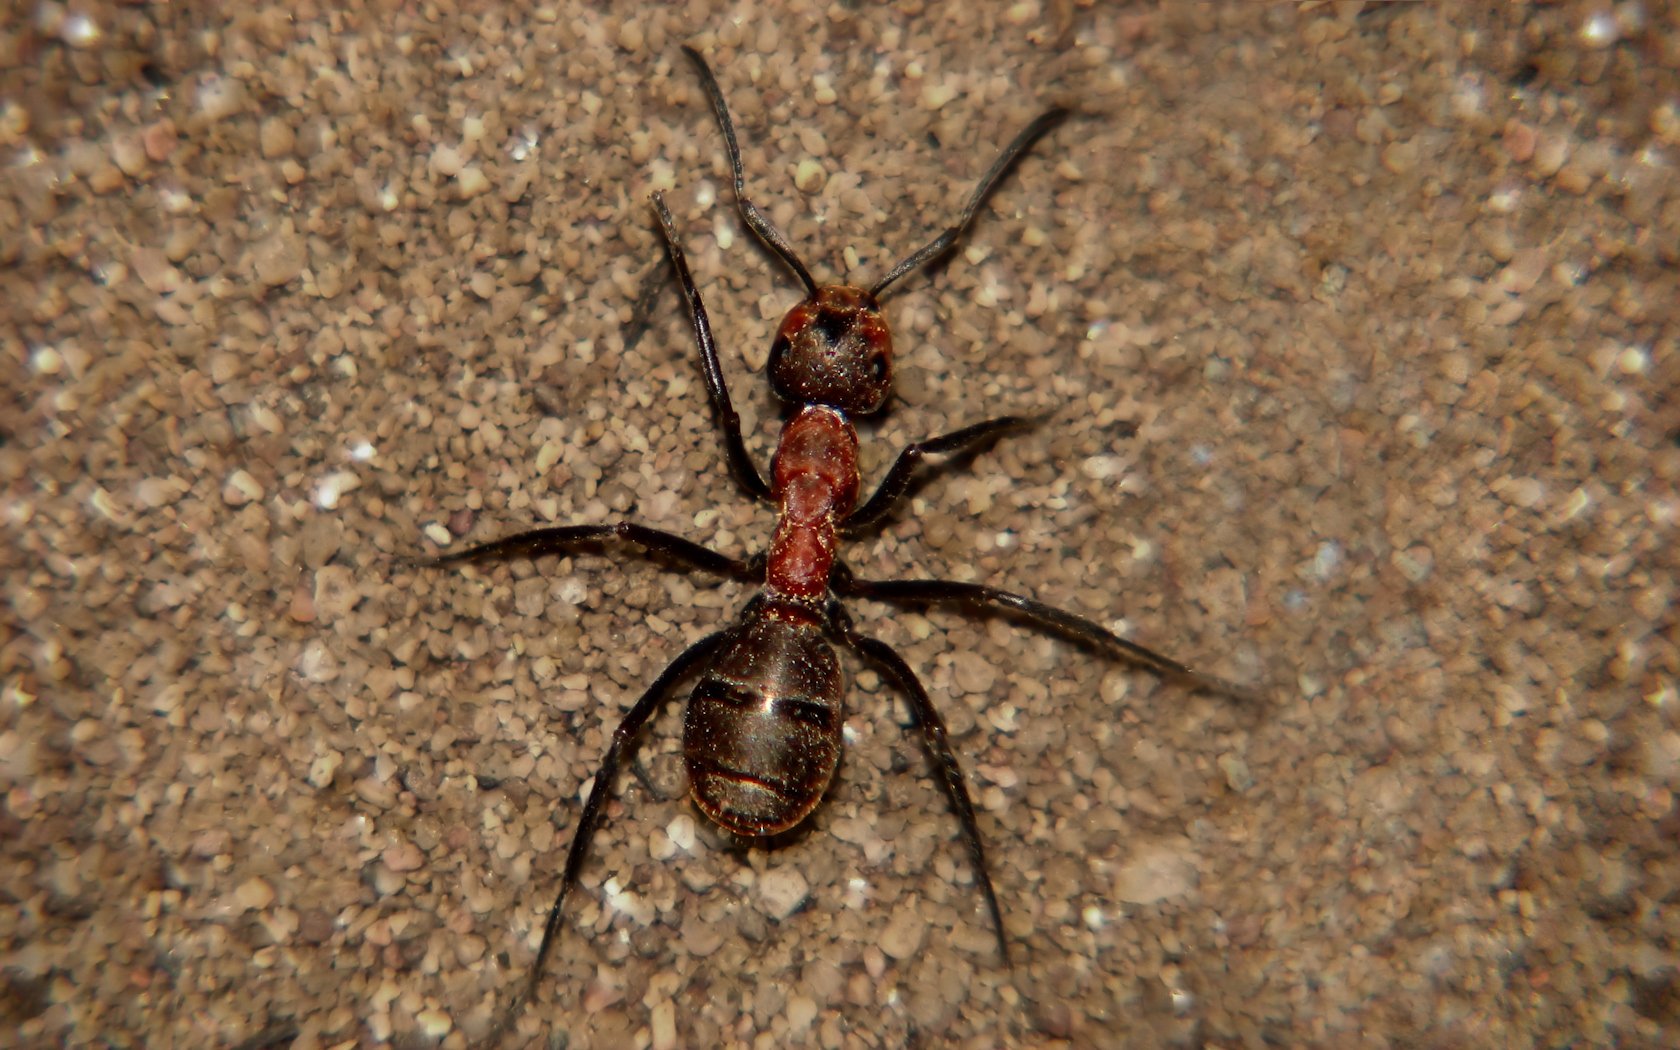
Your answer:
(481, 628), (736, 1046)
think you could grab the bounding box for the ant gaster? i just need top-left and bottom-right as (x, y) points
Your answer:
(421, 46), (1256, 1044)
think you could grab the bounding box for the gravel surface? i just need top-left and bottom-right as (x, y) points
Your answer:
(3, 3), (1677, 1048)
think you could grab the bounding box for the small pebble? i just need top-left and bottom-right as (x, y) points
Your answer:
(786, 993), (818, 1032)
(307, 749), (341, 789)
(649, 828), (675, 861)
(253, 229), (306, 287)
(878, 904), (927, 960)
(372, 863), (405, 896)
(1218, 753), (1254, 793)
(143, 118), (178, 161)
(260, 116), (295, 158)
(288, 579), (316, 624)
(382, 841), (424, 873)
(235, 876), (275, 912)
(455, 935), (487, 965)
(457, 166), (489, 197)
(794, 158), (826, 193)
(197, 74), (245, 121)
(417, 1010), (452, 1038)
(650, 1000), (676, 1050)
(1531, 132), (1570, 177)
(431, 144), (463, 176)
(667, 813), (696, 851)
(312, 565), (358, 622)
(131, 247), (182, 294)
(681, 909), (725, 957)
(111, 133), (147, 176)
(757, 867), (810, 921)
(921, 81), (957, 110)
(1114, 843), (1199, 905)
(951, 651), (996, 694)
(1502, 119), (1536, 162)
(222, 470), (263, 506)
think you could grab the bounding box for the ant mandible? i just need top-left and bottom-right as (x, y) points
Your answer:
(421, 45), (1256, 1045)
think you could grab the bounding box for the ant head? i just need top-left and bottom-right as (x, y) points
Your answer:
(767, 285), (893, 416)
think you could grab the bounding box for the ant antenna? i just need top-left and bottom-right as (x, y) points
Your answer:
(683, 46), (1069, 305)
(683, 45), (821, 297)
(870, 107), (1070, 299)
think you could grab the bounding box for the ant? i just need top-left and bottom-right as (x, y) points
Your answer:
(419, 46), (1256, 1045)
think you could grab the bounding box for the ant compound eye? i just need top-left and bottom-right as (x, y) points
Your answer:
(869, 353), (888, 381)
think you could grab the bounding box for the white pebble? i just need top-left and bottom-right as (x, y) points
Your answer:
(757, 867), (810, 920)
(430, 144), (463, 176)
(786, 993), (818, 1032)
(921, 81), (957, 110)
(649, 828), (675, 861)
(667, 813), (696, 851)
(417, 1009), (452, 1038)
(196, 74), (245, 122)
(457, 166), (489, 197)
(222, 469), (263, 505)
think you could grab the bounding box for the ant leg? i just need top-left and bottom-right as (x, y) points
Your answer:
(834, 569), (1260, 703)
(870, 108), (1071, 299)
(483, 627), (735, 1046)
(825, 601), (1011, 966)
(681, 44), (819, 296)
(620, 250), (671, 355)
(422, 522), (757, 583)
(650, 193), (773, 504)
(842, 414), (1042, 535)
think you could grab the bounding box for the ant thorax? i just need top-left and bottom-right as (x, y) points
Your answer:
(765, 405), (859, 605)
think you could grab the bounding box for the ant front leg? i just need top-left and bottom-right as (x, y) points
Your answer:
(825, 601), (1011, 965)
(833, 567), (1261, 703)
(842, 414), (1044, 535)
(482, 627), (735, 1047)
(650, 193), (773, 504)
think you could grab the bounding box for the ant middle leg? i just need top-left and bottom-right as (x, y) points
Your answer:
(825, 601), (1011, 965)
(833, 569), (1261, 703)
(424, 522), (757, 583)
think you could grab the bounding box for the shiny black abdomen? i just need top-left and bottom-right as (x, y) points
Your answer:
(684, 612), (844, 836)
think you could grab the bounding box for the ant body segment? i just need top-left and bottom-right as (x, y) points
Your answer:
(421, 45), (1255, 1044)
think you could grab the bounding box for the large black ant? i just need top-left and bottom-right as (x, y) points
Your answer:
(420, 45), (1256, 1044)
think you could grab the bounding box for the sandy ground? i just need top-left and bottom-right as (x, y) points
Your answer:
(3, 2), (1678, 1048)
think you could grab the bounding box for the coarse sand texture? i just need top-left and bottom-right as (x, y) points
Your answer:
(2, 3), (1676, 1048)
